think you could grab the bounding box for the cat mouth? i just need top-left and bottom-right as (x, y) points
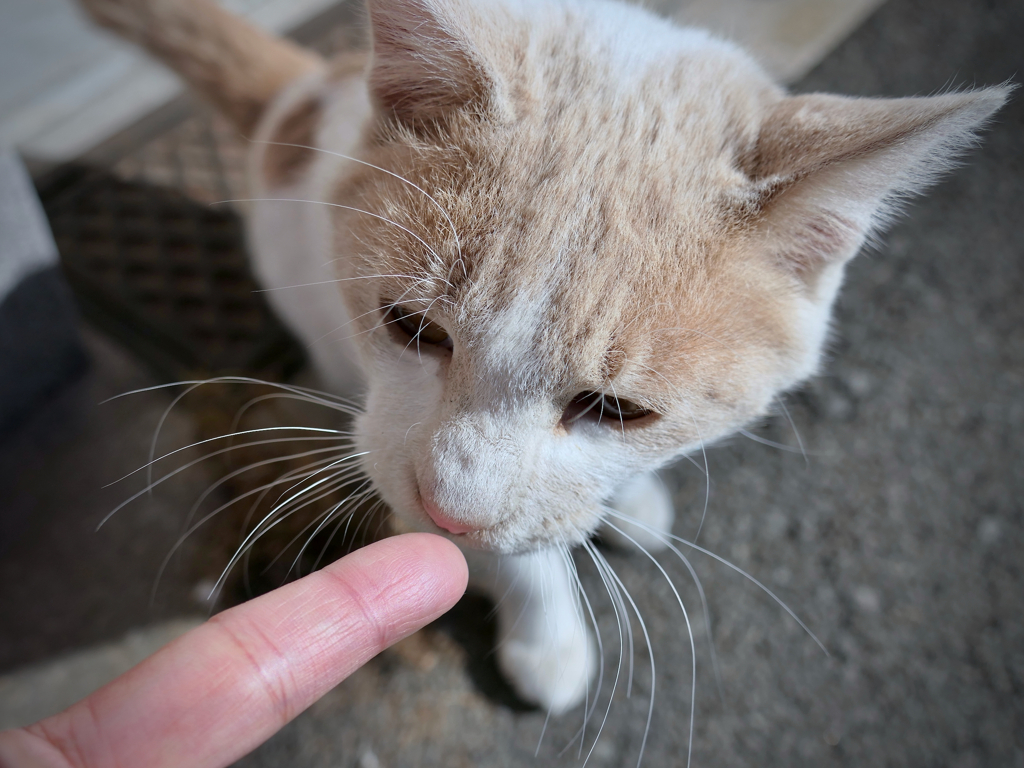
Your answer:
(415, 486), (474, 537)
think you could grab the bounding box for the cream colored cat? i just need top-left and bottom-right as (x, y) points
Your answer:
(80, 0), (1008, 716)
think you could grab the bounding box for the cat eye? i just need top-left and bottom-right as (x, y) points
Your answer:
(563, 391), (654, 425)
(386, 304), (453, 349)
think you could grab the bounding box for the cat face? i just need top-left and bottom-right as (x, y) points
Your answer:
(323, 0), (1006, 554)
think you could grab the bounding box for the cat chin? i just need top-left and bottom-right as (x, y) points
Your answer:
(388, 508), (594, 555)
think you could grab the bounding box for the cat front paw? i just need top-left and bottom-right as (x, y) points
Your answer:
(497, 624), (597, 714)
(601, 471), (675, 552)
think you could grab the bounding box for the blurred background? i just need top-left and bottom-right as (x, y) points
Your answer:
(0, 0), (1021, 766)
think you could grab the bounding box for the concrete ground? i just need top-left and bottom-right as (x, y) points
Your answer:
(1, 0), (1022, 765)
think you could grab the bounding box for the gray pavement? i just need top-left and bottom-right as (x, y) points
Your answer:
(1, 0), (1022, 765)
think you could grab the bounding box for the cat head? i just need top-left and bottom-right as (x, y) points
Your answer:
(328, 0), (1007, 553)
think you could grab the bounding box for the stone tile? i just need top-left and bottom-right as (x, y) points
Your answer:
(665, 0), (888, 82)
(0, 619), (201, 729)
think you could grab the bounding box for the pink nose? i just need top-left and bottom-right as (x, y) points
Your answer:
(421, 495), (476, 535)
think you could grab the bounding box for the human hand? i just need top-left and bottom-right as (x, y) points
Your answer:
(0, 533), (468, 768)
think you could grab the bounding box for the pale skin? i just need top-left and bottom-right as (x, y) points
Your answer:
(0, 534), (468, 768)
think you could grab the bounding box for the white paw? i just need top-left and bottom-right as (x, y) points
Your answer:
(497, 623), (597, 714)
(601, 471), (675, 552)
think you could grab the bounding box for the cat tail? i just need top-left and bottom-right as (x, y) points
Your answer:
(78, 0), (322, 135)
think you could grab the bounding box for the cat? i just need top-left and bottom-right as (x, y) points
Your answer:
(79, 0), (1008, 723)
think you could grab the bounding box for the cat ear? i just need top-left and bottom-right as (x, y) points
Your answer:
(366, 0), (501, 123)
(741, 87), (1011, 285)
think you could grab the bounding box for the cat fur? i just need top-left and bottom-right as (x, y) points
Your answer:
(78, 0), (1009, 714)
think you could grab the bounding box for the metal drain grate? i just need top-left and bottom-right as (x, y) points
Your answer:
(32, 8), (367, 381)
(39, 167), (304, 381)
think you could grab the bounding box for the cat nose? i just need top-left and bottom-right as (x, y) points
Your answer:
(420, 494), (477, 535)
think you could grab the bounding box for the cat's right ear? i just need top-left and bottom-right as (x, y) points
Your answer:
(367, 0), (505, 124)
(738, 86), (1012, 289)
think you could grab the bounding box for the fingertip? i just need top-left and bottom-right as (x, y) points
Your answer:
(388, 532), (469, 606)
(329, 533), (468, 620)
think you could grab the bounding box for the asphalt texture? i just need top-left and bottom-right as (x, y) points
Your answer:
(1, 0), (1022, 765)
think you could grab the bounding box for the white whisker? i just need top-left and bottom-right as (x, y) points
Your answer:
(283, 479), (376, 579)
(312, 276), (443, 346)
(690, 415), (711, 544)
(182, 444), (353, 532)
(151, 452), (359, 602)
(775, 396), (810, 467)
(611, 512), (828, 656)
(604, 520), (696, 768)
(105, 376), (361, 412)
(211, 198), (450, 274)
(739, 427), (808, 455)
(592, 546), (655, 768)
(580, 540), (627, 768)
(555, 538), (606, 761)
(251, 139), (465, 275)
(207, 451), (371, 598)
(98, 432), (355, 530)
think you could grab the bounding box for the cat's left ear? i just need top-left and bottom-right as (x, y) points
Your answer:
(366, 0), (510, 125)
(740, 86), (1012, 286)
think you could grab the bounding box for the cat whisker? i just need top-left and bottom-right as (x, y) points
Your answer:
(212, 198), (451, 275)
(251, 272), (451, 293)
(626, 360), (708, 428)
(738, 427), (809, 455)
(774, 395), (809, 467)
(286, 505), (356, 579)
(250, 445), (366, 526)
(602, 508), (725, 703)
(591, 546), (655, 768)
(210, 477), (357, 603)
(555, 538), (606, 761)
(608, 380), (627, 441)
(99, 432), (356, 529)
(565, 390), (607, 424)
(261, 463), (369, 549)
(229, 464), (367, 569)
(281, 479), (376, 581)
(603, 520), (696, 768)
(612, 512), (828, 656)
(145, 381), (207, 495)
(334, 303), (428, 345)
(291, 497), (372, 584)
(251, 140), (465, 276)
(236, 450), (363, 550)
(106, 376), (362, 491)
(312, 497), (386, 574)
(262, 458), (368, 528)
(310, 276), (442, 346)
(226, 392), (357, 439)
(364, 499), (392, 547)
(332, 289), (457, 347)
(208, 451), (372, 599)
(350, 495), (387, 548)
(183, 443), (356, 533)
(120, 374), (360, 499)
(402, 422), (422, 444)
(579, 541), (634, 768)
(148, 377), (355, 493)
(107, 376), (357, 410)
(130, 430), (352, 494)
(690, 415), (711, 544)
(534, 553), (558, 756)
(484, 560), (523, 623)
(151, 449), (360, 603)
(399, 293), (448, 363)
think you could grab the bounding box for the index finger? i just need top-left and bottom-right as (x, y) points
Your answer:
(0, 533), (468, 768)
